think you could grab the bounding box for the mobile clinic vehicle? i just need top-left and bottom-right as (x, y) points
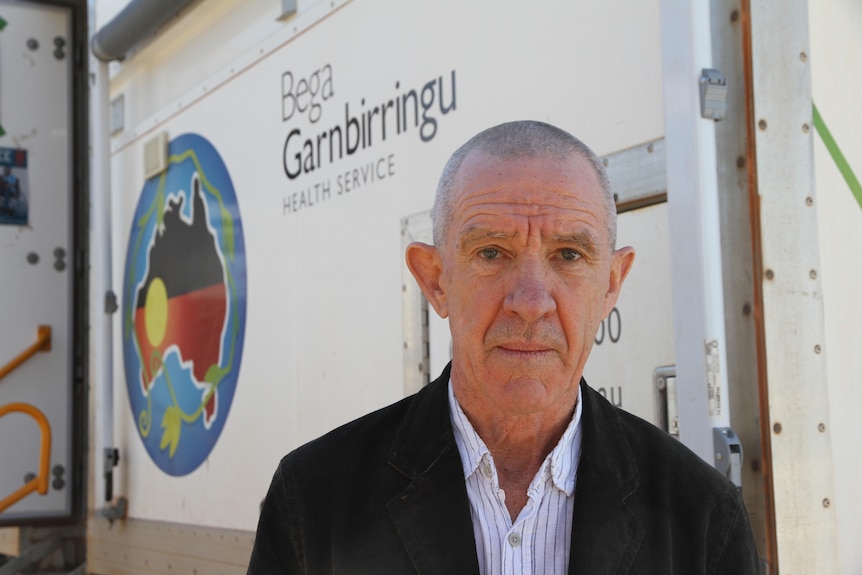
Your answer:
(0, 0), (858, 573)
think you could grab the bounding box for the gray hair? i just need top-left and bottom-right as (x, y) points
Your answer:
(431, 120), (617, 251)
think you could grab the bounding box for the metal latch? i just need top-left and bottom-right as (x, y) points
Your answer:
(699, 68), (727, 121)
(653, 365), (679, 436)
(103, 447), (120, 501)
(713, 427), (743, 488)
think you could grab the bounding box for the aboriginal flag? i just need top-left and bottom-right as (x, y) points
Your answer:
(134, 178), (227, 421)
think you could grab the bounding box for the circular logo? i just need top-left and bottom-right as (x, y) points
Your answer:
(122, 133), (246, 476)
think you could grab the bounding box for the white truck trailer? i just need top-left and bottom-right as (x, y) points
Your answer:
(0, 0), (859, 573)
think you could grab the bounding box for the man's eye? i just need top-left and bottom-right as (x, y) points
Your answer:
(479, 248), (499, 260)
(560, 248), (581, 261)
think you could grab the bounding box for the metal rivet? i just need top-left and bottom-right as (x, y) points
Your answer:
(647, 143), (654, 153)
(716, 452), (723, 461)
(758, 119), (767, 130)
(803, 123), (810, 133)
(751, 460), (761, 471)
(810, 269), (817, 279)
(730, 9), (739, 22)
(814, 344), (822, 354)
(742, 302), (752, 315)
(805, 196), (813, 206)
(823, 498), (831, 508)
(602, 158), (609, 167)
(736, 156), (746, 168)
(26, 38), (39, 50)
(765, 269), (774, 280)
(27, 252), (39, 265)
(818, 423), (826, 432)
(23, 472), (36, 483)
(773, 422), (782, 434)
(800, 51), (808, 62)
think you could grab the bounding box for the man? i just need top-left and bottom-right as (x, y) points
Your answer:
(248, 121), (759, 574)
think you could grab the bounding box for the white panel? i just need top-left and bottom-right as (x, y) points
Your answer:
(0, 2), (73, 520)
(584, 203), (674, 424)
(106, 0), (666, 531)
(809, 1), (862, 572)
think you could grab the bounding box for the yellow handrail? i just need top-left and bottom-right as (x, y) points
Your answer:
(0, 402), (52, 513)
(0, 325), (51, 383)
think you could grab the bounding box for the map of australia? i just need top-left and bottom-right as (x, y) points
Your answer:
(134, 176), (227, 426)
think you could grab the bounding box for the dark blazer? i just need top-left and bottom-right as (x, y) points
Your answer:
(248, 366), (759, 574)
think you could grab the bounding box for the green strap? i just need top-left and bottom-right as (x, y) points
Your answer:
(813, 103), (862, 211)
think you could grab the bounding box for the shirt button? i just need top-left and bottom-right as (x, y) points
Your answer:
(482, 463), (493, 478)
(508, 532), (522, 547)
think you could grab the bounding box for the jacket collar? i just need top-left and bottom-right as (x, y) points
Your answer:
(386, 364), (481, 574)
(568, 381), (645, 574)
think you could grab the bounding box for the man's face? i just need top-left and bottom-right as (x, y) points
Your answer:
(411, 150), (634, 418)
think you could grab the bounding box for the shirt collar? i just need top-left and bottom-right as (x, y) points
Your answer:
(448, 379), (489, 479)
(447, 379), (583, 496)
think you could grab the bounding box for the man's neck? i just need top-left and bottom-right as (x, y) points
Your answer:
(453, 388), (578, 521)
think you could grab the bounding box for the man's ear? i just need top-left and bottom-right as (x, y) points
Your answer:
(405, 241), (449, 318)
(603, 246), (636, 316)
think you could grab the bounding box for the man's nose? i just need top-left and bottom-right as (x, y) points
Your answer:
(503, 262), (557, 322)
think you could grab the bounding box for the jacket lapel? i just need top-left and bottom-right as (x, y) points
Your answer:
(568, 382), (645, 575)
(386, 367), (481, 575)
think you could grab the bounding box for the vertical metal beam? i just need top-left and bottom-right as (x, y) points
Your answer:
(660, 0), (732, 463)
(749, 0), (839, 572)
(88, 0), (117, 512)
(710, 0), (772, 566)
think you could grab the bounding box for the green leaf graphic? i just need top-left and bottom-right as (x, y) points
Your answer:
(160, 405), (182, 458)
(205, 363), (229, 386)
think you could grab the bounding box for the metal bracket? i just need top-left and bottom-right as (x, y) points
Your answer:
(699, 68), (727, 121)
(653, 365), (679, 436)
(279, 0), (298, 19)
(103, 447), (120, 502)
(713, 427), (743, 488)
(100, 495), (128, 525)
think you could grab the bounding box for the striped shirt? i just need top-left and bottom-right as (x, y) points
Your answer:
(448, 381), (583, 575)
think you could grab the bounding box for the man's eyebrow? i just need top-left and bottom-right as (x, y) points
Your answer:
(457, 227), (512, 247)
(552, 231), (601, 255)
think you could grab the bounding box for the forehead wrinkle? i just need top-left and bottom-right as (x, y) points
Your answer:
(456, 226), (515, 250)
